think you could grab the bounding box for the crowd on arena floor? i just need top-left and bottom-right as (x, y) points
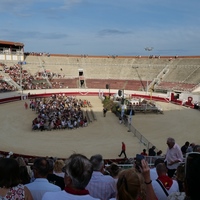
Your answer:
(0, 137), (199, 200)
(31, 94), (91, 131)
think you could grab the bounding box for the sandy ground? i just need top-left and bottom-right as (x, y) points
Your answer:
(0, 96), (200, 159)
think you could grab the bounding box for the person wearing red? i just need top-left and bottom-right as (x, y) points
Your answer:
(118, 142), (127, 158)
(152, 163), (179, 200)
(24, 102), (28, 109)
(141, 149), (148, 156)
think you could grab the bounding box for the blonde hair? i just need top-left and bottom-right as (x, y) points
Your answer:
(53, 159), (65, 173)
(117, 168), (145, 200)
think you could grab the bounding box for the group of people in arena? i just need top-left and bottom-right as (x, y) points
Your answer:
(31, 94), (89, 131)
(0, 137), (199, 200)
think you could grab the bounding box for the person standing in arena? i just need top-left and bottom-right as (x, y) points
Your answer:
(118, 142), (127, 158)
(103, 107), (107, 117)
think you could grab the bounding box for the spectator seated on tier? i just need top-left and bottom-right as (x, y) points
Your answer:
(25, 157), (61, 200)
(110, 159), (157, 200)
(104, 162), (122, 184)
(86, 154), (116, 200)
(150, 158), (165, 181)
(47, 159), (65, 190)
(53, 159), (65, 178)
(0, 158), (33, 200)
(42, 153), (100, 200)
(15, 157), (31, 185)
(152, 163), (179, 200)
(141, 149), (148, 156)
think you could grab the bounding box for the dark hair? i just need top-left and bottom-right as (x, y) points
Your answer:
(47, 159), (54, 171)
(19, 166), (31, 184)
(185, 141), (189, 146)
(65, 153), (93, 189)
(0, 158), (20, 188)
(33, 158), (50, 177)
(185, 153), (200, 200)
(154, 158), (164, 167)
(106, 163), (121, 178)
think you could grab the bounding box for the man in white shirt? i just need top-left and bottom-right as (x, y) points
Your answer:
(25, 158), (61, 200)
(165, 137), (183, 178)
(152, 163), (179, 200)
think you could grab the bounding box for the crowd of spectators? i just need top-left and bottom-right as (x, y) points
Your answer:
(0, 137), (199, 200)
(0, 79), (16, 92)
(0, 62), (76, 91)
(24, 52), (50, 57)
(31, 94), (90, 131)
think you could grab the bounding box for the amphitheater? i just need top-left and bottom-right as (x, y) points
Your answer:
(0, 52), (200, 160)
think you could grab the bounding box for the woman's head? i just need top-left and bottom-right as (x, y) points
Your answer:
(0, 158), (20, 188)
(53, 159), (65, 173)
(117, 168), (145, 200)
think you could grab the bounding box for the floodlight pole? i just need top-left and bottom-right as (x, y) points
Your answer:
(109, 84), (110, 98)
(18, 61), (23, 100)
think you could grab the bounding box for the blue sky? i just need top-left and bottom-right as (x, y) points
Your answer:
(1, 0), (200, 56)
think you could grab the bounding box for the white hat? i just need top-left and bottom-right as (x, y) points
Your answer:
(8, 151), (13, 155)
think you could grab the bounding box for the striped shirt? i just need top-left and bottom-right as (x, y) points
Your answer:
(86, 171), (116, 200)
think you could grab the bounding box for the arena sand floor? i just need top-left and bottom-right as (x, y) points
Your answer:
(0, 96), (199, 160)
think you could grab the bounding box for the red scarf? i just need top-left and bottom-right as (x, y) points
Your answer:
(158, 175), (173, 190)
(64, 186), (89, 195)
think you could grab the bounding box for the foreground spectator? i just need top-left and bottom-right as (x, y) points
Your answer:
(16, 157), (31, 184)
(0, 158), (33, 200)
(25, 158), (61, 200)
(110, 159), (157, 200)
(150, 158), (165, 180)
(53, 159), (65, 178)
(152, 163), (179, 200)
(175, 163), (185, 192)
(184, 152), (200, 200)
(47, 159), (65, 190)
(165, 138), (183, 178)
(104, 162), (122, 183)
(42, 153), (100, 200)
(86, 154), (116, 200)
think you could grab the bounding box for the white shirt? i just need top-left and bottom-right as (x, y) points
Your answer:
(165, 143), (183, 169)
(152, 179), (179, 200)
(150, 167), (158, 180)
(25, 178), (61, 200)
(42, 190), (100, 200)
